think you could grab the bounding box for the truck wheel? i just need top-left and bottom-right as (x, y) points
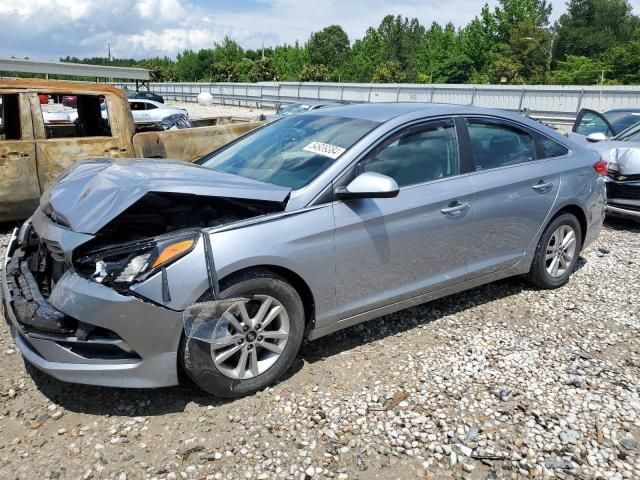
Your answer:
(180, 270), (305, 398)
(527, 213), (582, 289)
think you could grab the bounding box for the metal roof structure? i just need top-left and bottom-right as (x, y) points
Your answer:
(0, 57), (149, 81)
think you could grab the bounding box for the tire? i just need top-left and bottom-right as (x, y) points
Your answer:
(180, 270), (305, 398)
(527, 213), (582, 289)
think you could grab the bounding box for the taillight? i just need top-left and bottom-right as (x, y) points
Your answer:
(593, 159), (608, 176)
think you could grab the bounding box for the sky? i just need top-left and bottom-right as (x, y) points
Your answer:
(0, 0), (608, 61)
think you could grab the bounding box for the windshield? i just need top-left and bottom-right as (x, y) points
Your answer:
(605, 111), (640, 133)
(199, 114), (380, 190)
(615, 122), (640, 142)
(277, 104), (309, 116)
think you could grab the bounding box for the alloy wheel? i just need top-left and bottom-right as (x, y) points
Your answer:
(209, 295), (290, 380)
(545, 225), (577, 278)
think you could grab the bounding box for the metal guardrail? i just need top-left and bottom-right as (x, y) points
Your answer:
(114, 81), (640, 125)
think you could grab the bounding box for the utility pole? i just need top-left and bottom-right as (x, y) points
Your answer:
(107, 42), (112, 62)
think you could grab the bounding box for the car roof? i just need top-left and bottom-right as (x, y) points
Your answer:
(303, 102), (529, 123)
(128, 98), (162, 106)
(605, 108), (640, 114)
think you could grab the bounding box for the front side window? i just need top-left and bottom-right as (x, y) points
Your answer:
(359, 119), (459, 187)
(0, 94), (21, 141)
(199, 114), (380, 190)
(40, 93), (111, 139)
(145, 103), (158, 110)
(467, 119), (535, 171)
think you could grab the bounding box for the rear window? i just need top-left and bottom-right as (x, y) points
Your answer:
(39, 93), (111, 139)
(536, 135), (569, 158)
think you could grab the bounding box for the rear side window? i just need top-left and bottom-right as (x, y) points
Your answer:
(40, 93), (112, 139)
(360, 119), (459, 187)
(467, 119), (535, 171)
(536, 135), (569, 158)
(0, 94), (21, 141)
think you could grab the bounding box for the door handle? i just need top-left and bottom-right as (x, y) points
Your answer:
(441, 201), (471, 215)
(4, 152), (29, 158)
(532, 180), (553, 192)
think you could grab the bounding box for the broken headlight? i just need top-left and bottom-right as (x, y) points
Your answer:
(75, 231), (198, 287)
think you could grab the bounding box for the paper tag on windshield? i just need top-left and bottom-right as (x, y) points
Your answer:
(303, 142), (346, 159)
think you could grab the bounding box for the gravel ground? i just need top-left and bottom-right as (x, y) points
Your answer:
(166, 101), (275, 120)
(0, 218), (638, 480)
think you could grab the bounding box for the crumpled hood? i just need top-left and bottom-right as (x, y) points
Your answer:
(40, 158), (291, 234)
(587, 141), (640, 177)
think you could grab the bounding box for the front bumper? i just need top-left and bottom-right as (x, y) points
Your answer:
(606, 179), (640, 220)
(1, 225), (183, 388)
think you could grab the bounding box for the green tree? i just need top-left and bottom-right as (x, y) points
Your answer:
(234, 58), (255, 82)
(371, 61), (407, 83)
(341, 28), (385, 82)
(307, 25), (350, 75)
(554, 0), (639, 59)
(493, 0), (552, 41)
(176, 49), (205, 81)
(272, 42), (308, 80)
(377, 15), (426, 79)
(548, 55), (609, 84)
(249, 58), (277, 82)
(299, 64), (331, 81)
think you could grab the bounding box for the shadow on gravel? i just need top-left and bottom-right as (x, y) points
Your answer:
(26, 356), (305, 415)
(299, 275), (535, 364)
(604, 216), (640, 232)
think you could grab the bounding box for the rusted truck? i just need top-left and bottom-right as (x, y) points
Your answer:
(0, 79), (261, 221)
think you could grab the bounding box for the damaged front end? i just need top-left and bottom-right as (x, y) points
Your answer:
(1, 157), (292, 387)
(597, 145), (640, 220)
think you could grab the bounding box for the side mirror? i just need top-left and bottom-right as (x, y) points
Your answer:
(586, 132), (607, 143)
(334, 172), (399, 200)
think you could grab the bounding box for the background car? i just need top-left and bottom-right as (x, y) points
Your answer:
(2, 104), (606, 399)
(262, 101), (346, 121)
(577, 122), (640, 221)
(127, 90), (165, 103)
(570, 108), (640, 141)
(128, 98), (188, 124)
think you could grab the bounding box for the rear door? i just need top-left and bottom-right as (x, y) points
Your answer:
(332, 118), (474, 319)
(32, 92), (133, 189)
(0, 93), (41, 221)
(463, 116), (566, 277)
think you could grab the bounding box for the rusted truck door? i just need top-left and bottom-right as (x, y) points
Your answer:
(30, 92), (134, 189)
(0, 93), (41, 221)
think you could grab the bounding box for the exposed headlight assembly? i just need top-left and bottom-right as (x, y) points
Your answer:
(75, 231), (198, 287)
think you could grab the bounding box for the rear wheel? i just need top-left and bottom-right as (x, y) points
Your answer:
(527, 213), (582, 289)
(180, 270), (305, 398)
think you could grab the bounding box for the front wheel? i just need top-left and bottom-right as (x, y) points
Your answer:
(527, 213), (582, 289)
(180, 270), (305, 398)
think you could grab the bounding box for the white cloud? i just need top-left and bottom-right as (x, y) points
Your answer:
(0, 0), (575, 60)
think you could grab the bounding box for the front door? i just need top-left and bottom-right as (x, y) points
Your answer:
(0, 93), (41, 221)
(31, 92), (132, 190)
(463, 116), (564, 277)
(333, 118), (474, 320)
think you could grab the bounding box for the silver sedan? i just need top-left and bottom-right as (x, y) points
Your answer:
(2, 104), (606, 398)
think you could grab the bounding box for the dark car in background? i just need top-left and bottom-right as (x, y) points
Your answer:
(127, 90), (165, 104)
(571, 108), (640, 141)
(262, 101), (346, 121)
